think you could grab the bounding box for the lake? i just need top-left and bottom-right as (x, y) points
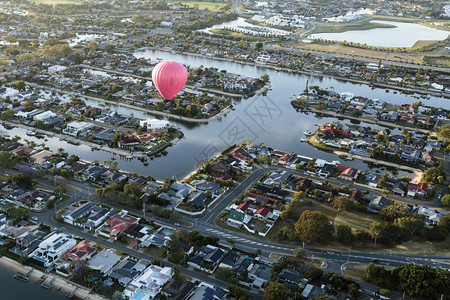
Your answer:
(309, 20), (450, 48)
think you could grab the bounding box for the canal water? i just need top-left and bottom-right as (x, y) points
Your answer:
(0, 264), (64, 299)
(4, 49), (449, 180)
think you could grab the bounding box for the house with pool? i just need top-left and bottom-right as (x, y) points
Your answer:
(122, 265), (173, 300)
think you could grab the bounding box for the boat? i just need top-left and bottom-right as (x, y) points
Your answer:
(26, 130), (36, 136)
(300, 138), (308, 142)
(303, 130), (313, 136)
(91, 147), (100, 151)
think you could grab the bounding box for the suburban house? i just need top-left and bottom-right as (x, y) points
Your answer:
(139, 119), (170, 130)
(187, 282), (227, 300)
(160, 279), (196, 300)
(367, 196), (389, 213)
(407, 182), (430, 197)
(122, 265), (173, 300)
(62, 121), (93, 136)
(104, 213), (139, 239)
(188, 245), (226, 273)
(63, 201), (95, 225)
(30, 232), (77, 267)
(87, 249), (121, 274)
(337, 166), (359, 181)
(61, 241), (97, 261)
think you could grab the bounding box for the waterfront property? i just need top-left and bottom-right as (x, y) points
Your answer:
(29, 232), (77, 267)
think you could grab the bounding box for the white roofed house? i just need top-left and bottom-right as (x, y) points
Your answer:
(29, 232), (77, 267)
(139, 119), (170, 130)
(62, 121), (93, 136)
(122, 265), (173, 300)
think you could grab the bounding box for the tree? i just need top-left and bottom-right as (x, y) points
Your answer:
(381, 203), (410, 222)
(423, 167), (446, 184)
(332, 196), (350, 212)
(295, 210), (335, 243)
(351, 109), (362, 117)
(53, 184), (68, 198)
(9, 173), (33, 187)
(216, 267), (238, 284)
(437, 124), (450, 142)
(255, 42), (263, 50)
(336, 224), (354, 244)
(0, 151), (15, 168)
(46, 198), (55, 209)
(37, 168), (46, 179)
(293, 247), (307, 260)
(3, 35), (17, 44)
(124, 181), (143, 200)
(394, 214), (424, 238)
(306, 266), (324, 283)
(0, 109), (15, 121)
(442, 194), (450, 208)
(263, 282), (289, 300)
(227, 285), (251, 300)
(260, 74), (270, 83)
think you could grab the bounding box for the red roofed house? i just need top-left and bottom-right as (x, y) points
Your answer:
(61, 241), (97, 261)
(407, 183), (430, 197)
(271, 150), (289, 158)
(255, 207), (271, 219)
(117, 133), (140, 149)
(137, 133), (158, 143)
(12, 145), (38, 157)
(248, 193), (282, 208)
(339, 167), (359, 181)
(278, 153), (293, 165)
(236, 203), (249, 212)
(229, 147), (252, 163)
(105, 213), (139, 239)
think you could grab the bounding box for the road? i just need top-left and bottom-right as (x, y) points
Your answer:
(6, 163), (448, 297)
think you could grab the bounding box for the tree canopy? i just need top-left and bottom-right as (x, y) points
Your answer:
(295, 210), (335, 243)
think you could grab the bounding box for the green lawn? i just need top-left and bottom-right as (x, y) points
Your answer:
(173, 1), (227, 10)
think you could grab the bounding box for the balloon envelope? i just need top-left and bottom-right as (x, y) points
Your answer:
(152, 61), (188, 101)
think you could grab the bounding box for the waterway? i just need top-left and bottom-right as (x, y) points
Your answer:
(309, 20), (450, 48)
(4, 49), (449, 180)
(0, 264), (64, 300)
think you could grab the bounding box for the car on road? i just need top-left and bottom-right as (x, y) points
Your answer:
(174, 223), (180, 226)
(31, 216), (39, 221)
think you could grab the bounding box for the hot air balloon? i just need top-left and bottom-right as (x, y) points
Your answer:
(152, 61), (188, 101)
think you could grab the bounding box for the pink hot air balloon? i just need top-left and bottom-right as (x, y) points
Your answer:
(152, 61), (188, 101)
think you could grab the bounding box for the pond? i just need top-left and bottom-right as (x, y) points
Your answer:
(309, 20), (450, 48)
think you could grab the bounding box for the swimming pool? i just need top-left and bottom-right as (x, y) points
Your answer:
(133, 290), (147, 300)
(162, 229), (174, 236)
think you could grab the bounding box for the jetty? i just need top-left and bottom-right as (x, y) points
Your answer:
(41, 275), (56, 289)
(66, 287), (78, 299)
(13, 268), (33, 282)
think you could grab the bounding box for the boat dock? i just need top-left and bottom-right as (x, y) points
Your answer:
(66, 287), (78, 299)
(41, 275), (56, 289)
(13, 268), (33, 282)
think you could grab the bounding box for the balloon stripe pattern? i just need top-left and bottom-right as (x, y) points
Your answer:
(151, 61), (188, 101)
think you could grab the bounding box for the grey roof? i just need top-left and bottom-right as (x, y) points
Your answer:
(66, 201), (94, 220)
(88, 249), (121, 274)
(195, 180), (220, 193)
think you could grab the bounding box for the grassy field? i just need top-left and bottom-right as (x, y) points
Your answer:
(283, 41), (426, 63)
(28, 0), (81, 4)
(341, 263), (396, 282)
(423, 55), (450, 67)
(172, 1), (227, 10)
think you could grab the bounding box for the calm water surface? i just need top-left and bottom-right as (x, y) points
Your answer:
(309, 20), (450, 47)
(3, 49), (449, 180)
